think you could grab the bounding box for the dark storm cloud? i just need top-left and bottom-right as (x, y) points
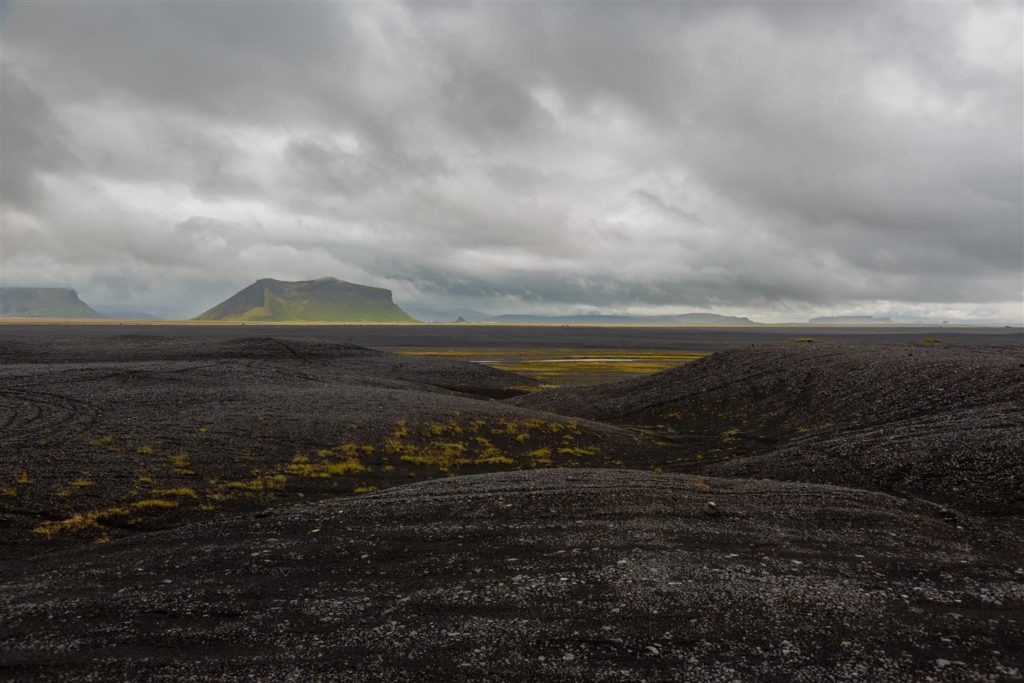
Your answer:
(0, 0), (1020, 321)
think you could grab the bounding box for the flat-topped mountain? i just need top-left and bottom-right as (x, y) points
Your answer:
(195, 277), (416, 322)
(0, 287), (103, 318)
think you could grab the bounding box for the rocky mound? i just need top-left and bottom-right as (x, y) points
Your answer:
(513, 342), (1024, 514)
(1, 468), (1020, 680)
(194, 278), (416, 322)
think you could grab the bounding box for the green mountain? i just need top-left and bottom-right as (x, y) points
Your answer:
(195, 278), (417, 322)
(0, 287), (104, 318)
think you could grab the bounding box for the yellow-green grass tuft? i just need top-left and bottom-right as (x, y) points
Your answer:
(34, 507), (131, 537)
(222, 474), (287, 491)
(284, 457), (365, 479)
(151, 488), (198, 498)
(131, 498), (178, 510)
(88, 435), (117, 449)
(557, 446), (597, 457)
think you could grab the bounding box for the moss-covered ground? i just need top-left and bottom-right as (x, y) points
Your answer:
(397, 348), (706, 385)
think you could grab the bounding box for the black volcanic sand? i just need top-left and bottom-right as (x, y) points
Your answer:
(2, 334), (1024, 680)
(0, 337), (653, 551)
(514, 341), (1024, 516)
(0, 322), (1020, 351)
(2, 469), (1022, 681)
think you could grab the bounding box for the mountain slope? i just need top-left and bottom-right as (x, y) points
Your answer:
(0, 287), (104, 318)
(195, 278), (416, 322)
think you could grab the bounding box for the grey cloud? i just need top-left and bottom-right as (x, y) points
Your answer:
(0, 63), (79, 210)
(632, 190), (702, 225)
(283, 136), (447, 200)
(0, 0), (1020, 321)
(2, 1), (352, 123)
(439, 64), (555, 144)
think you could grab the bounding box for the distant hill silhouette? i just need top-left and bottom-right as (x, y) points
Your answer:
(0, 287), (103, 318)
(809, 316), (892, 324)
(398, 308), (758, 325)
(195, 278), (416, 322)
(488, 312), (758, 325)
(400, 305), (491, 322)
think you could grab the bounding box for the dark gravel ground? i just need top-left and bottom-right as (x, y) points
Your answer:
(513, 342), (1024, 515)
(0, 335), (539, 398)
(1, 468), (1021, 681)
(0, 337), (652, 552)
(0, 322), (1019, 351)
(2, 334), (1022, 680)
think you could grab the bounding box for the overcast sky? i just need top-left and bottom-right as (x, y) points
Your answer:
(1, 1), (1021, 321)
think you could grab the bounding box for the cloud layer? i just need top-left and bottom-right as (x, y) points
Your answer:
(1, 1), (1021, 321)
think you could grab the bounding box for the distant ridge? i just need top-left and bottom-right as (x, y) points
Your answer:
(195, 278), (416, 322)
(0, 287), (104, 318)
(488, 312), (758, 325)
(400, 305), (491, 323)
(398, 307), (758, 324)
(809, 316), (892, 324)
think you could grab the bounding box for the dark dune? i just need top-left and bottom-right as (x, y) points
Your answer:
(0, 335), (542, 398)
(2, 334), (1022, 680)
(0, 322), (1019, 351)
(703, 401), (1024, 515)
(512, 342), (1024, 514)
(0, 337), (652, 551)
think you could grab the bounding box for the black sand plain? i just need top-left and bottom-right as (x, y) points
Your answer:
(1, 326), (1022, 680)
(0, 322), (1019, 350)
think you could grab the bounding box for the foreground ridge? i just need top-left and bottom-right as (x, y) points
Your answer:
(2, 468), (1022, 680)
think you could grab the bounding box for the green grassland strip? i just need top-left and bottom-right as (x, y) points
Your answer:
(395, 347), (706, 361)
